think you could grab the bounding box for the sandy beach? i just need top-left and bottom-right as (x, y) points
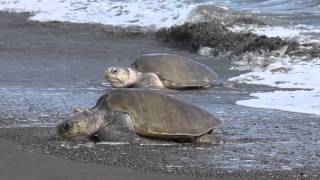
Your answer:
(0, 12), (319, 180)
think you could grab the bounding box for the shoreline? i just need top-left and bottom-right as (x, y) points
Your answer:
(0, 11), (319, 179)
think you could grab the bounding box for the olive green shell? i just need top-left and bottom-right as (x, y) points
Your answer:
(131, 54), (218, 89)
(102, 89), (221, 138)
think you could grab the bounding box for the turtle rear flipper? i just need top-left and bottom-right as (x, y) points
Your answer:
(163, 79), (212, 89)
(211, 80), (235, 88)
(196, 134), (230, 144)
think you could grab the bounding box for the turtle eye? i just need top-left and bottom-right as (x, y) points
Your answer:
(64, 122), (72, 131)
(83, 109), (90, 116)
(111, 69), (118, 74)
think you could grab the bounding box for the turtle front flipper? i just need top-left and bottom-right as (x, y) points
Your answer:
(97, 111), (139, 142)
(139, 73), (165, 89)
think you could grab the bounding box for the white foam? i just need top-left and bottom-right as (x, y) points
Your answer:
(69, 142), (129, 149)
(231, 58), (320, 89)
(217, 6), (229, 10)
(228, 17), (320, 116)
(96, 142), (129, 145)
(229, 25), (299, 38)
(236, 90), (320, 115)
(251, 26), (301, 39)
(139, 143), (177, 146)
(166, 165), (183, 169)
(231, 57), (320, 116)
(198, 46), (213, 56)
(0, 0), (200, 28)
(229, 24), (320, 43)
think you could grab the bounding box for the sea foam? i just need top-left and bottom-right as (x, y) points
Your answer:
(228, 20), (320, 116)
(230, 58), (320, 115)
(0, 0), (200, 28)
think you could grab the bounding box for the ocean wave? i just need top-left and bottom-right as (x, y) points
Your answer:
(0, 0), (199, 28)
(1, 0), (319, 27)
(226, 18), (320, 116)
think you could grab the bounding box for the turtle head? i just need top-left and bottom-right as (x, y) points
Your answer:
(105, 67), (137, 87)
(57, 109), (104, 140)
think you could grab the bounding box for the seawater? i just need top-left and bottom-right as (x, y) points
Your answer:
(0, 0), (319, 27)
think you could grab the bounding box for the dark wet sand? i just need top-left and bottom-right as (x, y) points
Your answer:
(2, 137), (231, 180)
(0, 12), (320, 180)
(1, 138), (229, 180)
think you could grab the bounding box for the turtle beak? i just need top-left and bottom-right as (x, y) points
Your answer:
(105, 68), (116, 78)
(105, 68), (121, 82)
(57, 121), (72, 136)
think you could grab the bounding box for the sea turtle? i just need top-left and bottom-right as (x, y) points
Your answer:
(105, 53), (220, 89)
(57, 89), (225, 144)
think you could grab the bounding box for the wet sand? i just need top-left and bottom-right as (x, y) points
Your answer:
(0, 12), (319, 180)
(1, 138), (223, 180)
